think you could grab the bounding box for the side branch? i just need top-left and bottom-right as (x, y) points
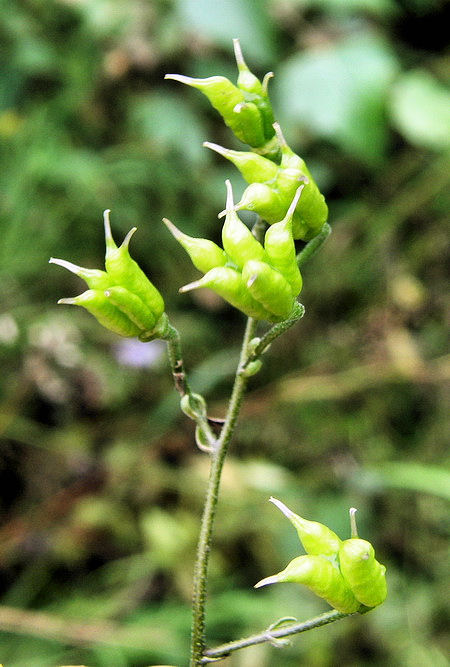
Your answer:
(202, 609), (360, 662)
(241, 302), (305, 372)
(165, 323), (190, 396)
(297, 222), (331, 268)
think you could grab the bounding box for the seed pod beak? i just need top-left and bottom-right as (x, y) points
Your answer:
(225, 179), (234, 211)
(203, 141), (227, 157)
(57, 297), (77, 305)
(232, 38), (246, 71)
(254, 574), (281, 588)
(179, 279), (202, 294)
(120, 226), (138, 250)
(269, 496), (296, 520)
(162, 217), (183, 241)
(283, 185), (305, 225)
(49, 257), (82, 273)
(246, 273), (257, 289)
(164, 74), (196, 85)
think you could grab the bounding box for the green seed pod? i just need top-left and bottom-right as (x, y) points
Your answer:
(264, 187), (304, 296)
(103, 210), (165, 319)
(252, 133), (281, 162)
(273, 124), (328, 240)
(163, 217), (227, 273)
(165, 73), (266, 147)
(234, 182), (287, 224)
(232, 40), (276, 142)
(164, 74), (245, 127)
(233, 38), (264, 96)
(221, 181), (268, 269)
(255, 554), (360, 614)
(242, 260), (294, 321)
(269, 497), (342, 557)
(104, 285), (156, 331)
(273, 122), (306, 172)
(179, 266), (274, 322)
(276, 166), (306, 199)
(49, 258), (112, 291)
(203, 142), (279, 184)
(339, 538), (387, 608)
(58, 290), (141, 338)
(291, 181), (328, 240)
(232, 101), (266, 147)
(52, 211), (166, 340)
(252, 94), (276, 143)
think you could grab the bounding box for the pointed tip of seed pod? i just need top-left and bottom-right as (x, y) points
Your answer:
(120, 226), (137, 250)
(262, 71), (274, 94)
(282, 185), (305, 226)
(254, 574), (280, 589)
(164, 74), (192, 84)
(349, 507), (359, 538)
(273, 122), (287, 148)
(49, 257), (83, 275)
(269, 497), (296, 520)
(233, 38), (246, 70)
(57, 297), (76, 305)
(103, 209), (116, 249)
(203, 141), (227, 157)
(179, 279), (202, 294)
(162, 217), (184, 241)
(246, 274), (257, 289)
(233, 102), (246, 114)
(225, 179), (234, 211)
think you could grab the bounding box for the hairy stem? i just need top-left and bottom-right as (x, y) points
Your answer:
(297, 222), (331, 267)
(202, 609), (363, 662)
(190, 317), (258, 666)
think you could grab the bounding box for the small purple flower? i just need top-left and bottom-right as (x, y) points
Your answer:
(114, 338), (165, 368)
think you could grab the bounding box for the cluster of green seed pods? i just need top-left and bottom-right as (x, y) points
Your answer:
(50, 211), (168, 341)
(166, 40), (328, 241)
(255, 498), (387, 613)
(210, 123), (328, 241)
(164, 181), (304, 323)
(166, 39), (278, 159)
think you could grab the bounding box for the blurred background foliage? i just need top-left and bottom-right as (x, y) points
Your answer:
(0, 0), (449, 665)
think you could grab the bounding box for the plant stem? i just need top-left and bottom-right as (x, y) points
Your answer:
(297, 222), (331, 268)
(165, 323), (190, 396)
(201, 609), (361, 662)
(190, 317), (258, 666)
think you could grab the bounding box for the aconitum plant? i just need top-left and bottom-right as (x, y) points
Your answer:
(51, 39), (387, 667)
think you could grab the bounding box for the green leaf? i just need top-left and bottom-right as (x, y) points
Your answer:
(175, 0), (276, 65)
(361, 462), (450, 500)
(390, 69), (450, 151)
(129, 92), (207, 166)
(274, 33), (399, 165)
